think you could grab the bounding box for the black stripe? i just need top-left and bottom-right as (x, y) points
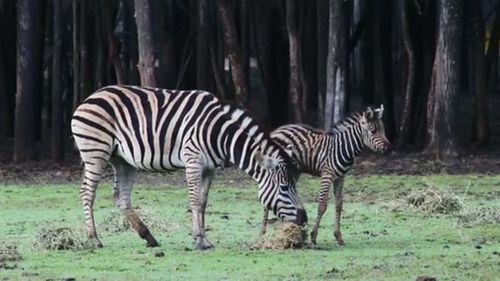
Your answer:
(72, 116), (115, 140)
(73, 133), (110, 147)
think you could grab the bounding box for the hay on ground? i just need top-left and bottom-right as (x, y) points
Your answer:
(251, 222), (307, 250)
(34, 227), (94, 250)
(406, 188), (463, 214)
(0, 244), (21, 262)
(457, 206), (500, 227)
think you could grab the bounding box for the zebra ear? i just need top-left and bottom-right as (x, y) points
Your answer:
(285, 144), (293, 158)
(364, 107), (374, 119)
(255, 151), (278, 170)
(373, 104), (384, 119)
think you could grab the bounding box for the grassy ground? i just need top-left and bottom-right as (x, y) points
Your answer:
(0, 174), (499, 280)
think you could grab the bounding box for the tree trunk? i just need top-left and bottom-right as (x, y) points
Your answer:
(33, 0), (45, 141)
(0, 33), (7, 137)
(134, 0), (157, 87)
(1, 0), (17, 137)
(361, 0), (374, 105)
(240, 0), (250, 105)
(398, 0), (415, 149)
(316, 0), (328, 127)
(72, 0), (80, 112)
(470, 2), (489, 147)
(52, 0), (64, 161)
(80, 0), (91, 99)
(218, 0), (248, 106)
(425, 0), (463, 159)
(287, 0), (304, 123)
(196, 0), (211, 90)
(324, 0), (348, 129)
(100, 0), (124, 85)
(14, 0), (37, 162)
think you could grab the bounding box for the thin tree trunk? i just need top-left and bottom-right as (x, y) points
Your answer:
(287, 0), (304, 123)
(240, 0), (250, 105)
(52, 0), (64, 161)
(1, 0), (17, 137)
(100, 0), (124, 85)
(316, 0), (328, 127)
(324, 0), (348, 129)
(134, 0), (157, 87)
(470, 2), (489, 147)
(72, 0), (80, 112)
(33, 0), (45, 141)
(14, 0), (37, 162)
(196, 0), (211, 90)
(0, 34), (7, 137)
(425, 0), (463, 159)
(398, 0), (415, 148)
(80, 0), (91, 99)
(218, 0), (248, 106)
(209, 10), (226, 98)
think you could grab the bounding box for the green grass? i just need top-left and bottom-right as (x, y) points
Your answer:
(1, 174), (499, 280)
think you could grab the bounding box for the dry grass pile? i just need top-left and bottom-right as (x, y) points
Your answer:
(34, 227), (93, 250)
(406, 188), (463, 214)
(0, 244), (21, 262)
(251, 222), (307, 250)
(100, 208), (178, 234)
(457, 206), (500, 227)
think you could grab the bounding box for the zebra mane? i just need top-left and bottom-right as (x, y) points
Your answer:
(329, 111), (363, 134)
(221, 103), (286, 157)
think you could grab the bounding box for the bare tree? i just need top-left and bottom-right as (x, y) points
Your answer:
(324, 0), (349, 130)
(72, 0), (80, 112)
(469, 2), (489, 147)
(398, 0), (415, 148)
(425, 0), (463, 158)
(134, 0), (157, 87)
(218, 0), (248, 106)
(52, 0), (64, 161)
(196, 0), (211, 90)
(287, 0), (305, 123)
(14, 0), (37, 162)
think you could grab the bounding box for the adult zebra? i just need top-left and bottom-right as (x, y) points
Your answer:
(263, 105), (390, 245)
(71, 85), (307, 250)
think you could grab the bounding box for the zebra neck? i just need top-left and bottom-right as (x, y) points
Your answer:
(333, 121), (364, 164)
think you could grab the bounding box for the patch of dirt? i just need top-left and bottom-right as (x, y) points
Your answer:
(251, 222), (307, 250)
(1, 138), (500, 185)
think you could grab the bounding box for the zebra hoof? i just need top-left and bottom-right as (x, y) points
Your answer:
(146, 240), (160, 247)
(89, 238), (103, 248)
(334, 231), (344, 246)
(195, 239), (214, 251)
(310, 230), (318, 245)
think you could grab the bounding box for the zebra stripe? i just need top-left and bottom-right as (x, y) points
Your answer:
(71, 85), (306, 250)
(264, 105), (391, 245)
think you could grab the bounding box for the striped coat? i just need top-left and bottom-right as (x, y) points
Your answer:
(265, 106), (390, 245)
(71, 85), (306, 250)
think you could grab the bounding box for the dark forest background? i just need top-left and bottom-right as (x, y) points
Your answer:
(0, 0), (499, 163)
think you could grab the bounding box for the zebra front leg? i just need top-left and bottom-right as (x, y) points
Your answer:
(186, 161), (214, 250)
(333, 178), (345, 246)
(111, 158), (159, 247)
(260, 208), (269, 235)
(310, 174), (334, 245)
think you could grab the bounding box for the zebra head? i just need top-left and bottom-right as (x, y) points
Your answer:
(255, 146), (307, 226)
(360, 105), (391, 153)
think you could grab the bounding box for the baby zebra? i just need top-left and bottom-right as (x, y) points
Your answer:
(71, 85), (306, 250)
(263, 105), (391, 245)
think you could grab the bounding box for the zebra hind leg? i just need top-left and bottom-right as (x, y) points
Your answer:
(110, 157), (159, 247)
(310, 174), (334, 245)
(185, 161), (214, 250)
(79, 155), (110, 248)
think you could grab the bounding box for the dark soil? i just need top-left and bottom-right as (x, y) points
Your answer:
(1, 136), (499, 185)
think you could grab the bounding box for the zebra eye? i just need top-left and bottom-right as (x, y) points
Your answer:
(369, 127), (377, 134)
(280, 185), (289, 191)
